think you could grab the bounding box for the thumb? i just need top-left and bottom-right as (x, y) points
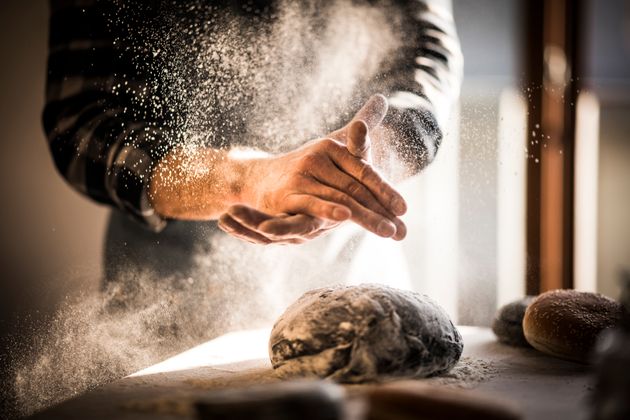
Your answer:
(346, 120), (371, 160)
(352, 94), (389, 132)
(329, 94), (389, 142)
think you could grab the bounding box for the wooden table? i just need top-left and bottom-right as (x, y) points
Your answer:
(31, 327), (593, 420)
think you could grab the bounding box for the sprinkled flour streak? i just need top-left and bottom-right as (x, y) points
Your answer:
(9, 234), (285, 416)
(7, 1), (405, 416)
(108, 0), (402, 185)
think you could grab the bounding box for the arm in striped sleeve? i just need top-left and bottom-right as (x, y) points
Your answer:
(377, 0), (463, 173)
(43, 0), (171, 231)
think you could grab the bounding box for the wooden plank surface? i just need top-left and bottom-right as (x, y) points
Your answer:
(30, 327), (591, 420)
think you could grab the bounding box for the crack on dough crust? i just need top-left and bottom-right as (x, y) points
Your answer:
(269, 284), (463, 383)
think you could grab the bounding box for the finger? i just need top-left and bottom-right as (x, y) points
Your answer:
(303, 225), (336, 240)
(258, 214), (325, 238)
(282, 194), (354, 225)
(310, 160), (405, 235)
(321, 140), (407, 216)
(227, 204), (274, 227)
(220, 212), (308, 245)
(329, 94), (389, 142)
(391, 218), (407, 241)
(352, 94), (389, 132)
(229, 205), (331, 242)
(278, 238), (308, 245)
(311, 186), (402, 239)
(286, 192), (397, 238)
(346, 120), (371, 160)
(218, 213), (271, 245)
(278, 192), (351, 222)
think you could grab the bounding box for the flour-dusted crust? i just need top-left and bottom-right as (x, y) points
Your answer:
(492, 296), (535, 347)
(269, 284), (463, 383)
(523, 289), (622, 363)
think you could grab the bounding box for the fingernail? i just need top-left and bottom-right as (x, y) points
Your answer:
(353, 120), (367, 137)
(393, 198), (407, 215)
(332, 207), (351, 221)
(393, 222), (407, 241)
(377, 220), (396, 237)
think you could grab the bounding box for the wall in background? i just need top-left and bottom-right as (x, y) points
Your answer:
(597, 106), (630, 299)
(0, 1), (108, 361)
(585, 0), (630, 298)
(452, 0), (522, 324)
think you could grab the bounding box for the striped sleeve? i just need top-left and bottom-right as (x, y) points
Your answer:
(379, 0), (463, 171)
(43, 0), (172, 231)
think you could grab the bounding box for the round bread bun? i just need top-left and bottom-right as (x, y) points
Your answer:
(522, 289), (622, 363)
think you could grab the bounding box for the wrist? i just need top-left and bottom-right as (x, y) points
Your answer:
(226, 148), (271, 208)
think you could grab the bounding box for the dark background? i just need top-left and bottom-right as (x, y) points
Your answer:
(0, 2), (108, 413)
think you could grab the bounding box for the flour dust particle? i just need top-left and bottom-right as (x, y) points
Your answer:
(8, 0), (411, 416)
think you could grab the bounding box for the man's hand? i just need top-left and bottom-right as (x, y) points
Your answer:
(218, 95), (408, 244)
(218, 205), (335, 245)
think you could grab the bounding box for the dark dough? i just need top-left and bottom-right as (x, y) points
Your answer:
(268, 284), (463, 383)
(491, 296), (535, 347)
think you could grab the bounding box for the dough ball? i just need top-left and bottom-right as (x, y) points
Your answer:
(268, 284), (463, 383)
(523, 289), (622, 363)
(492, 296), (536, 347)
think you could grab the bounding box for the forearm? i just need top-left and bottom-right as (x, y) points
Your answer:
(374, 104), (444, 181)
(149, 147), (265, 220)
